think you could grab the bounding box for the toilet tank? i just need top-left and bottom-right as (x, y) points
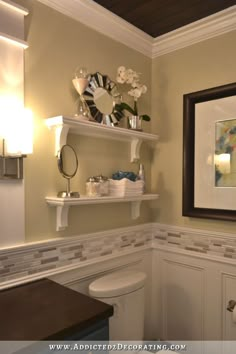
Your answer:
(89, 270), (146, 341)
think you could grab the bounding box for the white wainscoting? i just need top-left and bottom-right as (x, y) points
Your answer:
(50, 249), (153, 340)
(152, 246), (236, 341)
(1, 222), (236, 340)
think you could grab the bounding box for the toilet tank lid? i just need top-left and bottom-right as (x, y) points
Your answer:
(89, 270), (146, 298)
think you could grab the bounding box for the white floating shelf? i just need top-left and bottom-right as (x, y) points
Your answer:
(46, 116), (159, 162)
(46, 194), (159, 231)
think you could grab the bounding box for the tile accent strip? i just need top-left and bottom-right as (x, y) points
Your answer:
(1, 222), (236, 288)
(153, 223), (236, 260)
(0, 224), (152, 285)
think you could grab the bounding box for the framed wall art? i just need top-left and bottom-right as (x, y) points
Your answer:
(182, 82), (236, 221)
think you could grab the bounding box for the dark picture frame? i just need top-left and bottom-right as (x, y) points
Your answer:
(182, 82), (236, 221)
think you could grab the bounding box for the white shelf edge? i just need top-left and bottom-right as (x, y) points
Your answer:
(45, 115), (159, 161)
(0, 0), (29, 15)
(0, 32), (28, 49)
(46, 194), (159, 231)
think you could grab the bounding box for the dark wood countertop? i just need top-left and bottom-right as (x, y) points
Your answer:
(0, 278), (113, 340)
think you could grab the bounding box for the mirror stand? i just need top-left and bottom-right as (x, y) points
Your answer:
(57, 144), (80, 198)
(57, 178), (80, 198)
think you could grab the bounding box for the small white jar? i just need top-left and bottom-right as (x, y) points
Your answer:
(86, 177), (101, 197)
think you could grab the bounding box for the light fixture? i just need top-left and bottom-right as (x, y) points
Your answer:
(0, 96), (33, 179)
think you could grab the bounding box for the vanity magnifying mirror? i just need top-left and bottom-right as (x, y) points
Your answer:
(57, 144), (80, 198)
(83, 72), (124, 126)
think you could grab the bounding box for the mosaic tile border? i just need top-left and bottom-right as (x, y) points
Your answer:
(0, 224), (153, 286)
(153, 224), (236, 261)
(1, 223), (236, 288)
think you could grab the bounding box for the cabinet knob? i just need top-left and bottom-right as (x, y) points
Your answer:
(227, 300), (236, 312)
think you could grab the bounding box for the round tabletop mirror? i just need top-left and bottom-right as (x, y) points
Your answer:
(57, 144), (80, 198)
(84, 72), (124, 126)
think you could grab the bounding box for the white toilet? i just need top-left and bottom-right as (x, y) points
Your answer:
(89, 270), (146, 341)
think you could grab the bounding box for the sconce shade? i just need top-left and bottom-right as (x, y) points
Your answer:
(0, 96), (33, 179)
(0, 96), (33, 156)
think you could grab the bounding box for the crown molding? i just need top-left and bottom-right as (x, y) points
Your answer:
(37, 1), (236, 59)
(37, 1), (236, 58)
(37, 0), (153, 57)
(152, 6), (236, 58)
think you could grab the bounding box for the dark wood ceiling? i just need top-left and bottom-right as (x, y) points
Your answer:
(93, 0), (236, 37)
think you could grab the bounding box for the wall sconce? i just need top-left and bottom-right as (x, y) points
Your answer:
(0, 97), (33, 179)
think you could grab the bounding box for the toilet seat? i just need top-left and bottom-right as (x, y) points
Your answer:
(89, 270), (146, 297)
(89, 270), (146, 340)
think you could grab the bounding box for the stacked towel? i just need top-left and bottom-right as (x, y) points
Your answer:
(109, 178), (144, 197)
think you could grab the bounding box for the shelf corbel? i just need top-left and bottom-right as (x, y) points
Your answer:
(54, 124), (69, 155)
(130, 137), (142, 162)
(131, 200), (142, 219)
(56, 205), (69, 231)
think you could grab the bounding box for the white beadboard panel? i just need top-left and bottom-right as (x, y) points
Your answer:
(161, 257), (205, 340)
(51, 249), (153, 340)
(0, 180), (25, 247)
(221, 272), (236, 340)
(153, 249), (223, 341)
(1, 222), (236, 341)
(150, 248), (162, 340)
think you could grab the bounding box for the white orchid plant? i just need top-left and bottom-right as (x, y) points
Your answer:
(115, 66), (150, 121)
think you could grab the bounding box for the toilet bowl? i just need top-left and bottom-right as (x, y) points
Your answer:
(89, 270), (146, 341)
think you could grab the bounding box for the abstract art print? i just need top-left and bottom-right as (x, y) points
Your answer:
(215, 119), (236, 187)
(183, 82), (236, 221)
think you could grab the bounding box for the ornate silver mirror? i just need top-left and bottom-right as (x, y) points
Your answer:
(57, 144), (80, 198)
(84, 72), (124, 126)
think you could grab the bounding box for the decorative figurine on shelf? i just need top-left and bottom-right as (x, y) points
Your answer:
(72, 66), (93, 121)
(115, 66), (151, 131)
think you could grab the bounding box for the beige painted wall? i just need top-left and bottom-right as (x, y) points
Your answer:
(151, 30), (236, 234)
(15, 0), (152, 242)
(11, 1), (236, 242)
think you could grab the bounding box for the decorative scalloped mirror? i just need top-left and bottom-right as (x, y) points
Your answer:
(83, 72), (124, 126)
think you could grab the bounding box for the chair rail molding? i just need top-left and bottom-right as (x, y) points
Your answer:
(37, 0), (236, 58)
